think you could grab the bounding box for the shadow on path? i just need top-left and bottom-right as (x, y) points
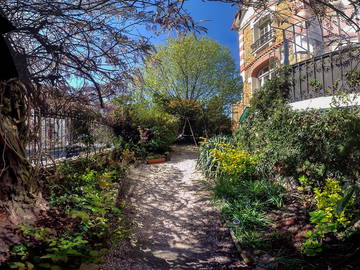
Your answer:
(101, 145), (248, 270)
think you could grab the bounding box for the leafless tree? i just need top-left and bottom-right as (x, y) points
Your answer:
(1, 0), (203, 107)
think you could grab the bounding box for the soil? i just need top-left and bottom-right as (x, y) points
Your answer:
(100, 145), (247, 270)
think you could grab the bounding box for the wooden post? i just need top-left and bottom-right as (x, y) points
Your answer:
(187, 118), (197, 147)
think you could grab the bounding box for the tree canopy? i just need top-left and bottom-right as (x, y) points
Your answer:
(139, 35), (242, 114)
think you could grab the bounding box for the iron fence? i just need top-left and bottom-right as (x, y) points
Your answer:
(26, 112), (114, 166)
(282, 14), (359, 66)
(289, 46), (360, 102)
(279, 14), (360, 102)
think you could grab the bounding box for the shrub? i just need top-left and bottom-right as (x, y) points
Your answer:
(131, 106), (180, 154)
(236, 68), (360, 186)
(6, 156), (128, 269)
(197, 135), (234, 179)
(210, 143), (257, 181)
(197, 135), (284, 249)
(232, 67), (360, 258)
(199, 67), (360, 260)
(303, 179), (355, 256)
(108, 97), (180, 155)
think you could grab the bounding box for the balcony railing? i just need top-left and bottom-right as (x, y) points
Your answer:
(251, 30), (275, 52)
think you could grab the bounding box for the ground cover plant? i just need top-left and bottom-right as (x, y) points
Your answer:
(198, 137), (287, 248)
(198, 68), (360, 269)
(3, 149), (131, 270)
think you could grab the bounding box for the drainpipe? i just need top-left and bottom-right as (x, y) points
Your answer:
(283, 30), (290, 65)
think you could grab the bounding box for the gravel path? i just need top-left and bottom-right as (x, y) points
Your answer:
(101, 145), (246, 270)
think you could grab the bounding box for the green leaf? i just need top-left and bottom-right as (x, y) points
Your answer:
(70, 210), (90, 222)
(38, 263), (52, 269)
(89, 250), (99, 257)
(66, 249), (82, 256)
(8, 262), (26, 270)
(26, 262), (34, 270)
(336, 186), (355, 215)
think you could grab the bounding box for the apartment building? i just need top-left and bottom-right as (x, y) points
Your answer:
(231, 0), (360, 123)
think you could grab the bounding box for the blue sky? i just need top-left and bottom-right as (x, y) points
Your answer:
(146, 1), (240, 68)
(72, 1), (240, 88)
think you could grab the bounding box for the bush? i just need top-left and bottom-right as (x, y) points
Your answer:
(130, 105), (180, 154)
(210, 142), (257, 181)
(236, 68), (360, 187)
(6, 155), (128, 269)
(303, 178), (355, 256)
(197, 135), (234, 179)
(107, 97), (180, 156)
(238, 106), (360, 186)
(232, 67), (360, 258)
(199, 67), (360, 261)
(198, 136), (284, 249)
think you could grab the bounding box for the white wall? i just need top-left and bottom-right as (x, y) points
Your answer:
(290, 94), (360, 110)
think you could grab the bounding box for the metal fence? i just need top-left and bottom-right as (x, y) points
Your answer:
(279, 14), (360, 102)
(26, 112), (114, 166)
(283, 14), (359, 66)
(289, 46), (360, 102)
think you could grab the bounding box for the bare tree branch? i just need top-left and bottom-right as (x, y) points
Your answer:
(0, 0), (201, 108)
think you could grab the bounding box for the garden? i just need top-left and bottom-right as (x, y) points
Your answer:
(0, 101), (184, 269)
(197, 68), (360, 269)
(1, 1), (360, 269)
(0, 33), (239, 269)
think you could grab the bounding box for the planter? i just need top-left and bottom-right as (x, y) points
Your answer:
(146, 157), (166, 164)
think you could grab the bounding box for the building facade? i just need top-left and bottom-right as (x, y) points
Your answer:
(231, 0), (360, 123)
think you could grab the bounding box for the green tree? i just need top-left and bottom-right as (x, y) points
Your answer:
(138, 35), (242, 137)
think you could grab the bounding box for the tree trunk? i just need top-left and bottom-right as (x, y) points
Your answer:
(0, 80), (45, 225)
(0, 13), (46, 225)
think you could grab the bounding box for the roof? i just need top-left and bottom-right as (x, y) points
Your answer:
(231, 7), (246, 30)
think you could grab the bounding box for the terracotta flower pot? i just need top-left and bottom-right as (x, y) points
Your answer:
(146, 157), (166, 164)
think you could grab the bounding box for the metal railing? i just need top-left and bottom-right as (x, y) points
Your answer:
(251, 30), (275, 52)
(282, 15), (359, 66)
(26, 112), (114, 166)
(254, 12), (360, 102)
(288, 46), (360, 102)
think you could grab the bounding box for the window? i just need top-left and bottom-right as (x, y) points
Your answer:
(258, 66), (271, 88)
(259, 22), (271, 38)
(252, 18), (274, 52)
(252, 65), (272, 90)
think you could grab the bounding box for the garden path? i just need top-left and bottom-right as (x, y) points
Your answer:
(100, 145), (246, 270)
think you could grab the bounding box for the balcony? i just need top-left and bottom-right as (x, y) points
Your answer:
(251, 30), (275, 53)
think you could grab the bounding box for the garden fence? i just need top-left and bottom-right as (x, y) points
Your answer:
(280, 14), (360, 102)
(26, 112), (114, 166)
